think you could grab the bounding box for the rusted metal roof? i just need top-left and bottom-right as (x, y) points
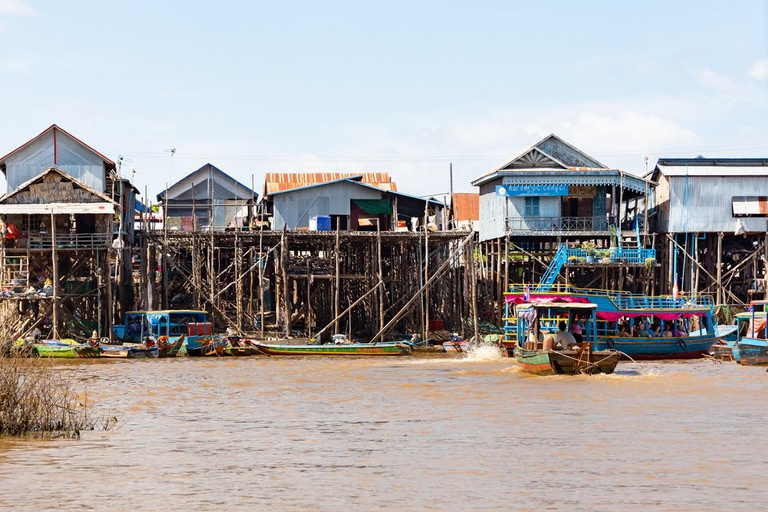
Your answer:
(451, 192), (479, 221)
(264, 172), (396, 197)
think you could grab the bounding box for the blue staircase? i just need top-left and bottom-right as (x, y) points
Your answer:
(536, 244), (567, 292)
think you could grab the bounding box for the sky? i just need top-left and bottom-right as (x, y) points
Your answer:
(0, 0), (766, 202)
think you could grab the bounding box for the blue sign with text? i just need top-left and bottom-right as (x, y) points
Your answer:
(495, 184), (569, 197)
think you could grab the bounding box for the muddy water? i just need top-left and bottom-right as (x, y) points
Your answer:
(1, 350), (767, 511)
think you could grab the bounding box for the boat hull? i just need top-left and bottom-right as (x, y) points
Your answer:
(443, 340), (470, 353)
(255, 342), (412, 356)
(737, 338), (768, 366)
(33, 345), (101, 358)
(595, 335), (717, 360)
(514, 347), (619, 375)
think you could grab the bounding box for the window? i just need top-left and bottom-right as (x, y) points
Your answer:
(524, 197), (540, 216)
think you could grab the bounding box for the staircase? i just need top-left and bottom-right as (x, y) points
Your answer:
(536, 244), (567, 292)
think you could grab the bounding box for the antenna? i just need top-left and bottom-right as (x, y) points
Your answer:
(165, 148), (176, 184)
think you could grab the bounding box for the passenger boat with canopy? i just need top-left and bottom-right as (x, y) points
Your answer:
(505, 284), (724, 359)
(512, 301), (620, 375)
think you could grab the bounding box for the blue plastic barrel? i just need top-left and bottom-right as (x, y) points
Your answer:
(314, 215), (331, 231)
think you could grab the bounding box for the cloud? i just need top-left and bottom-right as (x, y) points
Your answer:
(750, 58), (768, 81)
(0, 0), (34, 16)
(2, 55), (37, 74)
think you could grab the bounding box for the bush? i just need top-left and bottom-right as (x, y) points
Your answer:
(0, 354), (117, 437)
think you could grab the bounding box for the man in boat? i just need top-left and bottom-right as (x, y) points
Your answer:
(555, 321), (577, 350)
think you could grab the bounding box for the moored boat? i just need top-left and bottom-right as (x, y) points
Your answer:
(736, 300), (768, 366)
(33, 341), (101, 358)
(511, 301), (620, 375)
(112, 310), (223, 357)
(254, 341), (412, 356)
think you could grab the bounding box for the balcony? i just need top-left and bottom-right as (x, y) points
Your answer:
(506, 216), (612, 234)
(27, 233), (111, 250)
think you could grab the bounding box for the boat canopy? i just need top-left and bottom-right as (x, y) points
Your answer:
(506, 295), (589, 305)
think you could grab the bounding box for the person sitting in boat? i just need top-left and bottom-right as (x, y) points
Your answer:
(555, 321), (577, 350)
(676, 321), (688, 336)
(637, 323), (652, 338)
(569, 318), (584, 343)
(618, 323), (632, 337)
(651, 322), (661, 337)
(542, 333), (555, 351)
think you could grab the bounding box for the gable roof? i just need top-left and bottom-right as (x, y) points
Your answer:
(472, 134), (609, 186)
(157, 163), (257, 202)
(0, 124), (116, 175)
(0, 167), (116, 205)
(264, 172), (396, 198)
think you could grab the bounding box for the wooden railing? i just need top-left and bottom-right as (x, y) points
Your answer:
(28, 233), (111, 249)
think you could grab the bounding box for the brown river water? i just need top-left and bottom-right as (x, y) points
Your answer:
(1, 348), (767, 511)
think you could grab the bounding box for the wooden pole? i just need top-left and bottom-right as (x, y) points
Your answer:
(377, 220), (384, 334)
(51, 212), (59, 339)
(424, 203), (430, 341)
(306, 259), (312, 339)
(162, 183), (169, 310)
(259, 226), (265, 338)
(281, 229), (290, 337)
(334, 225), (340, 335)
(314, 278), (383, 341)
(471, 238), (479, 344)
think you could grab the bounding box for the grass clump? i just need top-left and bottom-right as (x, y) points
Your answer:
(0, 353), (117, 438)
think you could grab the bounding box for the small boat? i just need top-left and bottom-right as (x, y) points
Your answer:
(32, 340), (101, 358)
(443, 336), (471, 353)
(710, 312), (765, 362)
(253, 341), (413, 356)
(511, 301), (620, 375)
(736, 300), (768, 366)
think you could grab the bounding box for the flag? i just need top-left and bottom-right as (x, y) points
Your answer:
(524, 285), (530, 302)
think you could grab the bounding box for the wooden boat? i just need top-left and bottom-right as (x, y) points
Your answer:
(736, 300), (768, 366)
(505, 284), (724, 360)
(514, 346), (620, 376)
(510, 301), (620, 375)
(253, 341), (412, 356)
(443, 339), (470, 353)
(33, 341), (101, 358)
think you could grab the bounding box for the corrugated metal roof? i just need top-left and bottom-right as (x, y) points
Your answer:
(264, 172), (396, 196)
(451, 193), (479, 221)
(657, 164), (768, 177)
(0, 202), (115, 214)
(0, 124), (115, 171)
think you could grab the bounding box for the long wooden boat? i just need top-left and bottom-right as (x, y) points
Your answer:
(514, 346), (620, 375)
(254, 341), (412, 356)
(505, 284), (724, 360)
(33, 343), (101, 358)
(510, 301), (620, 375)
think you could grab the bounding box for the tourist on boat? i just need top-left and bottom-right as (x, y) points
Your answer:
(542, 333), (555, 350)
(618, 323), (631, 337)
(555, 322), (577, 350)
(663, 326), (673, 337)
(637, 323), (652, 337)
